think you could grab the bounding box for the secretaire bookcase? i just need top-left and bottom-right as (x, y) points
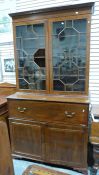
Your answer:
(7, 2), (94, 174)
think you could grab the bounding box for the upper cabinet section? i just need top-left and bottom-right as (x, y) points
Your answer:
(10, 2), (94, 95)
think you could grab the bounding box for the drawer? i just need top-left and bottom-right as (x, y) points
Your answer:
(91, 122), (99, 138)
(93, 145), (99, 159)
(8, 100), (88, 125)
(94, 145), (99, 153)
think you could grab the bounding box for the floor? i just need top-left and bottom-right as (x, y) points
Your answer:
(13, 159), (99, 175)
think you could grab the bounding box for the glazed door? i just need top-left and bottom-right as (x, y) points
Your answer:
(15, 21), (48, 91)
(50, 17), (90, 94)
(44, 124), (88, 168)
(9, 119), (44, 160)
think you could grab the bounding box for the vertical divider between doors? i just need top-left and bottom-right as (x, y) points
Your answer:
(45, 20), (50, 93)
(47, 20), (53, 94)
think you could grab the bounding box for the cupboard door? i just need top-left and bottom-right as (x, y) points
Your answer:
(9, 119), (43, 160)
(45, 124), (88, 168)
(16, 22), (47, 91)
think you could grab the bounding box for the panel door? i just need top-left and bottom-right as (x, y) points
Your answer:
(44, 123), (88, 168)
(9, 119), (44, 161)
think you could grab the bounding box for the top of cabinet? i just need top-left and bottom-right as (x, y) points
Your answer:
(7, 92), (90, 104)
(9, 2), (94, 18)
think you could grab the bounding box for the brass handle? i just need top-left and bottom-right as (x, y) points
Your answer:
(64, 111), (75, 118)
(17, 107), (27, 113)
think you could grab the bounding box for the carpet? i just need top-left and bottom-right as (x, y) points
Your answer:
(22, 165), (70, 175)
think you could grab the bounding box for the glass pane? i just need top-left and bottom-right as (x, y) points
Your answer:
(16, 23), (46, 90)
(73, 19), (87, 33)
(52, 19), (87, 92)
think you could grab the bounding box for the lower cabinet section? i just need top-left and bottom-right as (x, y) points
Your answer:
(9, 119), (88, 169)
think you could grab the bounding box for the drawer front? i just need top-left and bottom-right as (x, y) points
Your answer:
(8, 100), (88, 125)
(93, 145), (99, 160)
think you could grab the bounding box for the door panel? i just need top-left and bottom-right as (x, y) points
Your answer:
(51, 18), (87, 93)
(9, 119), (43, 160)
(45, 124), (88, 168)
(16, 22), (47, 91)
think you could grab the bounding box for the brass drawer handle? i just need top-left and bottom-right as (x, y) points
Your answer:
(64, 111), (75, 118)
(17, 107), (27, 113)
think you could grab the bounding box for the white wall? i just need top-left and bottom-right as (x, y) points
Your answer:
(90, 1), (99, 104)
(15, 0), (92, 11)
(0, 0), (16, 84)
